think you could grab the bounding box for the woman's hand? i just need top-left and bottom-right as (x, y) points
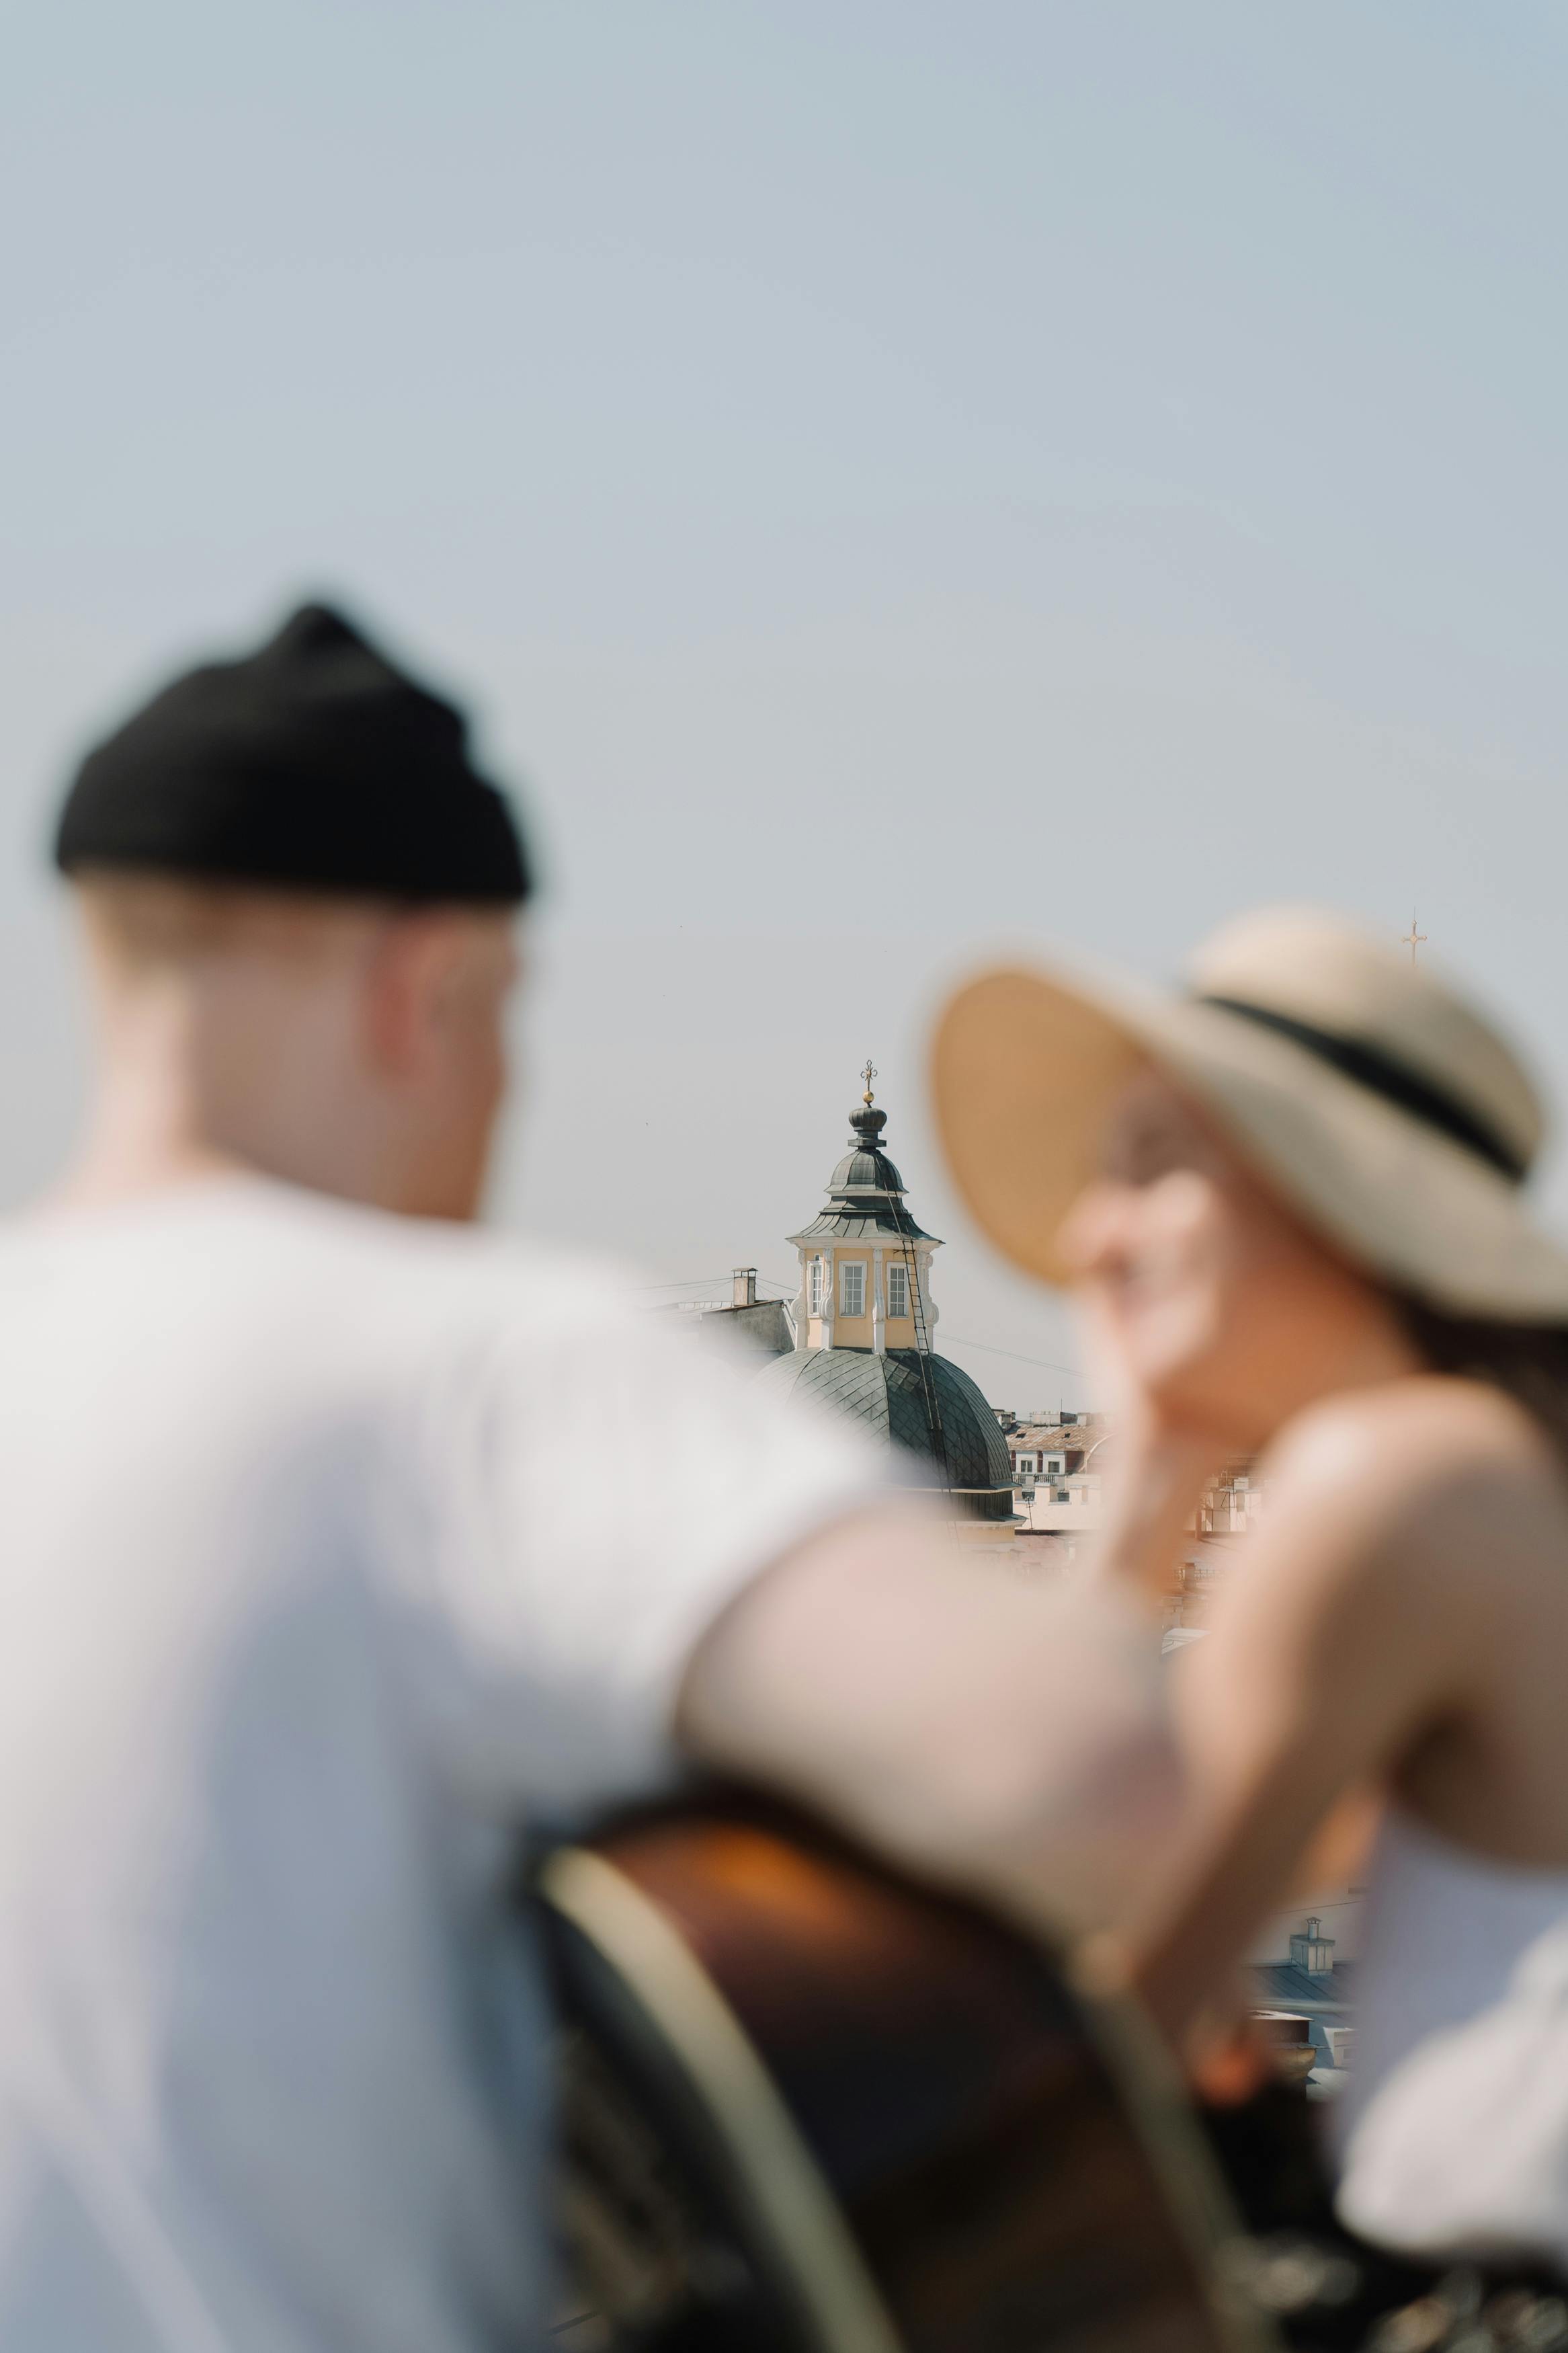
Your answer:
(1075, 1277), (1230, 1603)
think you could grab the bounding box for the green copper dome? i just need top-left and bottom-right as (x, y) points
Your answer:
(756, 1345), (1016, 1521)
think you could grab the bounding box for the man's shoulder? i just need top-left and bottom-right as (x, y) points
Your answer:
(0, 1181), (646, 1366)
(224, 1186), (643, 1341)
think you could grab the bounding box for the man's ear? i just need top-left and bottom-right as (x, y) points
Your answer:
(361, 914), (473, 1078)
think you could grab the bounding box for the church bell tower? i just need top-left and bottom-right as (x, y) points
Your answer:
(757, 1066), (1018, 1532)
(786, 1065), (939, 1358)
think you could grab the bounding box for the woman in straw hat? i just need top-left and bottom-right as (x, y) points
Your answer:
(935, 907), (1568, 2271)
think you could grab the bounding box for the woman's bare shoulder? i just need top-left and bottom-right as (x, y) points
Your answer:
(1255, 1376), (1563, 1587)
(1264, 1375), (1551, 1492)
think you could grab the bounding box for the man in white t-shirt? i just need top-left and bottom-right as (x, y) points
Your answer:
(1, 603), (1173, 2351)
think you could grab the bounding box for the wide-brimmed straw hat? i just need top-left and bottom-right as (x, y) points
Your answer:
(932, 906), (1568, 1321)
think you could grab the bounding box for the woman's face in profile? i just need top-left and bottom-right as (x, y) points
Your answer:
(1059, 1069), (1375, 1445)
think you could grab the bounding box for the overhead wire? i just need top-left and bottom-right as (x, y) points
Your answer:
(941, 1335), (1080, 1379)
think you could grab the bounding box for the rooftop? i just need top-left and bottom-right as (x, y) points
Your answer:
(787, 1099), (937, 1247)
(757, 1344), (1017, 1519)
(1251, 1960), (1356, 2016)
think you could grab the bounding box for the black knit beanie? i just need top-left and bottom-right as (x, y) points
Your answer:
(54, 602), (531, 905)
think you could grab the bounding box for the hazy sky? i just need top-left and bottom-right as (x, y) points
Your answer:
(5, 1), (1567, 1404)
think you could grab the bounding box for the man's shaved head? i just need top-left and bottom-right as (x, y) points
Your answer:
(75, 871), (397, 970)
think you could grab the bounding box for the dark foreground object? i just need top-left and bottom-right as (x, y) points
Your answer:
(1200, 2083), (1568, 2353)
(536, 1792), (1270, 2353)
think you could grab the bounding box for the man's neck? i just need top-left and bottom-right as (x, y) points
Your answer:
(52, 975), (340, 1211)
(51, 1053), (249, 1212)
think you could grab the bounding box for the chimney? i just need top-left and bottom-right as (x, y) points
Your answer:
(732, 1267), (757, 1308)
(1289, 1917), (1336, 1979)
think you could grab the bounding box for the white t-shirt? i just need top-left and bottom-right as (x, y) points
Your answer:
(0, 1179), (884, 2352)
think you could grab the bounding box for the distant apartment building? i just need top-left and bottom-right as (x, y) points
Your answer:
(990, 1408), (1110, 1566)
(995, 1409), (1261, 1595)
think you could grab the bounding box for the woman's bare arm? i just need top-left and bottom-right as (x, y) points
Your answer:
(1125, 1380), (1541, 2044)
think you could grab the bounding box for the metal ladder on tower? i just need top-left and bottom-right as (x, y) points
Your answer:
(860, 1060), (949, 1492)
(899, 1215), (947, 1475)
(889, 1175), (949, 1490)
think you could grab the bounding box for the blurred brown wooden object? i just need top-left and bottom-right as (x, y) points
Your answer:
(537, 1791), (1280, 2353)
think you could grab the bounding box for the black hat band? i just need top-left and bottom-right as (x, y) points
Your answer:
(1197, 995), (1527, 1185)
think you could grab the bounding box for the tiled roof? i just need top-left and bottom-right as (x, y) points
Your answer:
(788, 1209), (937, 1243)
(698, 1300), (794, 1358)
(1250, 1961), (1357, 2013)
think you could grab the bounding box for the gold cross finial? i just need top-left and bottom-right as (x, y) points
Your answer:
(1401, 912), (1428, 967)
(860, 1059), (877, 1106)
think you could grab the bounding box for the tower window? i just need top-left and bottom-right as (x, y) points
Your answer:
(840, 1262), (866, 1317)
(886, 1262), (909, 1318)
(809, 1258), (826, 1316)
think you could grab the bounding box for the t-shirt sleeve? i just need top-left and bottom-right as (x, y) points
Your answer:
(388, 1288), (891, 1816)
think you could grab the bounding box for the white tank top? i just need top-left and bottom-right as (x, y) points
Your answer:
(1333, 1806), (1568, 2266)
